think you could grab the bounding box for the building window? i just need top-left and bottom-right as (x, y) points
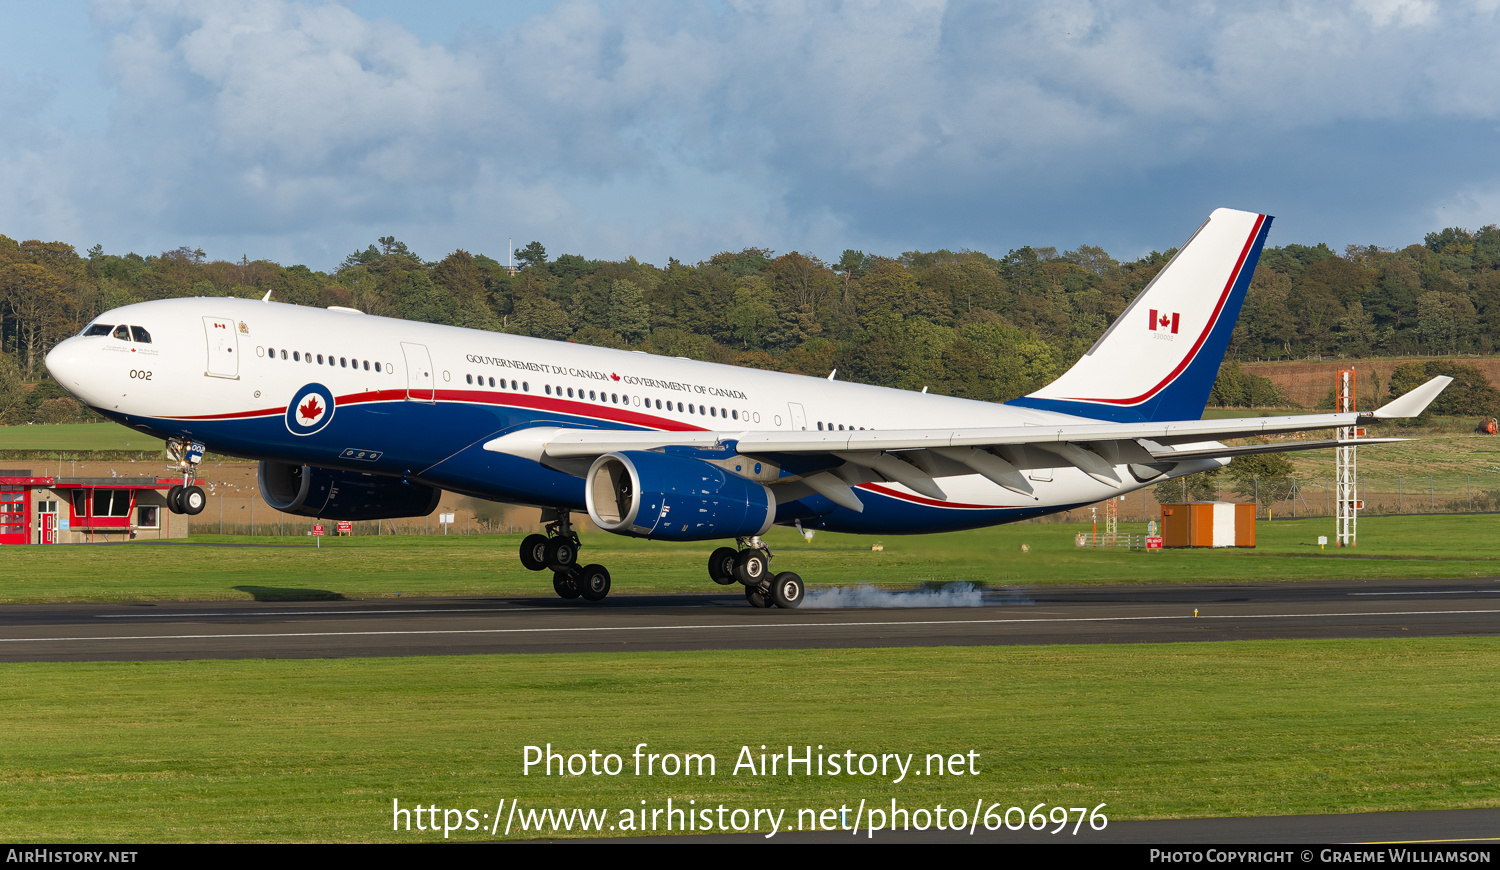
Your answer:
(138, 505), (160, 529)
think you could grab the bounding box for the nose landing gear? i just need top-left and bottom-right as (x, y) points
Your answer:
(164, 439), (207, 516)
(520, 510), (612, 602)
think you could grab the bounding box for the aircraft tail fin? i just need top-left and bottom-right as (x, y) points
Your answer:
(1007, 208), (1272, 423)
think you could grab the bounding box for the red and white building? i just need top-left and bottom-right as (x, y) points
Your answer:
(0, 472), (196, 544)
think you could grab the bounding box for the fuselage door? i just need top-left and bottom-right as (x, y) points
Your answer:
(788, 402), (807, 430)
(401, 342), (435, 403)
(203, 317), (238, 379)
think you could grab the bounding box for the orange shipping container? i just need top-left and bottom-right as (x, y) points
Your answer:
(1159, 502), (1255, 548)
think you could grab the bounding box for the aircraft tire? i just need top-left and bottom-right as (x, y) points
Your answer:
(544, 536), (577, 572)
(578, 564), (611, 601)
(708, 547), (739, 585)
(772, 572), (804, 609)
(166, 485), (184, 514)
(182, 486), (207, 516)
(745, 584), (772, 608)
(553, 571), (581, 599)
(519, 534), (549, 571)
(734, 549), (770, 586)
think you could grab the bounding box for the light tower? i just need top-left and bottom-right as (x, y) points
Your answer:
(1335, 369), (1359, 546)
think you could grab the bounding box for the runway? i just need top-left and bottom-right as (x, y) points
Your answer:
(2, 577), (1498, 662)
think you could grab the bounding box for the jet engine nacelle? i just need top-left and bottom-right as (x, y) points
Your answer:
(257, 461), (441, 521)
(585, 450), (775, 541)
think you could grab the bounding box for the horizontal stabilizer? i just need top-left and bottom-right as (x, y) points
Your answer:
(1154, 437), (1409, 461)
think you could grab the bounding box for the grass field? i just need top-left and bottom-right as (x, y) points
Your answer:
(0, 421), (151, 452)
(2, 638), (1496, 841)
(2, 514), (1499, 604)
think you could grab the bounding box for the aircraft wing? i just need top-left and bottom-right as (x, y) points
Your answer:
(483, 376), (1449, 510)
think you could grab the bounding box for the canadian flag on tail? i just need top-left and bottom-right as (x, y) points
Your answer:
(1148, 309), (1179, 334)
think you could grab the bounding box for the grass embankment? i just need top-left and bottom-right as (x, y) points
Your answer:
(2, 638), (1496, 841)
(2, 514), (1498, 604)
(0, 421), (153, 453)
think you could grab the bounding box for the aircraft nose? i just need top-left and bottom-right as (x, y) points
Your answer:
(45, 337), (85, 395)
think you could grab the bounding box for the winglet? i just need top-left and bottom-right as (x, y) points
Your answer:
(1372, 376), (1452, 419)
(262, 288), (274, 302)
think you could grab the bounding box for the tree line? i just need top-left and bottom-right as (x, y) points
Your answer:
(3, 220), (1499, 423)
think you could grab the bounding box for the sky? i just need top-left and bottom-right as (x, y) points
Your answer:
(1, 0), (1499, 272)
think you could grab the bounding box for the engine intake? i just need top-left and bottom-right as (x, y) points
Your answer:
(586, 451), (775, 541)
(258, 461), (441, 521)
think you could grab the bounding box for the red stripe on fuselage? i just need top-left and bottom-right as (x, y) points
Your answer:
(860, 483), (1006, 510)
(159, 387), (716, 433)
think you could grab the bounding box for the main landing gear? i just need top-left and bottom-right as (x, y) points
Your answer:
(519, 510), (612, 602)
(164, 438), (207, 516)
(708, 537), (804, 609)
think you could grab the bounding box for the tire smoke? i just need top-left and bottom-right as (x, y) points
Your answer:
(802, 582), (986, 609)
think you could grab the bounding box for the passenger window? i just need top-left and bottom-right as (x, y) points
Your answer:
(84, 324), (113, 337)
(293, 351), (300, 362)
(281, 350), (288, 360)
(269, 347), (276, 357)
(732, 410), (738, 420)
(466, 374), (473, 385)
(340, 357), (347, 367)
(817, 422), (823, 430)
(589, 391), (596, 401)
(363, 360), (370, 371)
(567, 387), (574, 398)
(131, 326), (152, 343)
(489, 377), (496, 388)
(317, 354), (324, 364)
(113, 325), (131, 341)
(374, 362), (381, 372)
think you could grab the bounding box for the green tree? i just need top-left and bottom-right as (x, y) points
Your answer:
(605, 279), (651, 344)
(516, 241), (548, 269)
(1389, 361), (1500, 417)
(1, 263), (69, 376)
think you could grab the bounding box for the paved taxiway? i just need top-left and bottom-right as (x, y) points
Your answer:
(2, 577), (1497, 662)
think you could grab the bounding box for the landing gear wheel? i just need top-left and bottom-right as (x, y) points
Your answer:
(745, 583), (773, 608)
(734, 549), (770, 586)
(545, 537), (578, 571)
(553, 571), (581, 599)
(519, 534), (549, 571)
(772, 572), (804, 609)
(167, 485), (184, 514)
(578, 564), (611, 601)
(708, 547), (739, 585)
(181, 485), (206, 515)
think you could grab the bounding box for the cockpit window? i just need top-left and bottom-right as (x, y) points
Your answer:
(83, 324), (112, 337)
(130, 326), (152, 344)
(113, 325), (132, 341)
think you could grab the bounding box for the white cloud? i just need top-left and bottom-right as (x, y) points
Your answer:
(2, 0), (1500, 265)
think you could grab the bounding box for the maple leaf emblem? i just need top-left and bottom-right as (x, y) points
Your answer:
(610, 372), (621, 381)
(1159, 314), (1172, 328)
(298, 396), (323, 422)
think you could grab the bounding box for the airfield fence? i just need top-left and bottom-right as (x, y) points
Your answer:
(188, 473), (1500, 538)
(1123, 474), (1500, 522)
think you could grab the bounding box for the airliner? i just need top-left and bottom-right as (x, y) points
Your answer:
(44, 208), (1449, 608)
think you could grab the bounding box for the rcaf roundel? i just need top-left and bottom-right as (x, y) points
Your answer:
(285, 383), (335, 436)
